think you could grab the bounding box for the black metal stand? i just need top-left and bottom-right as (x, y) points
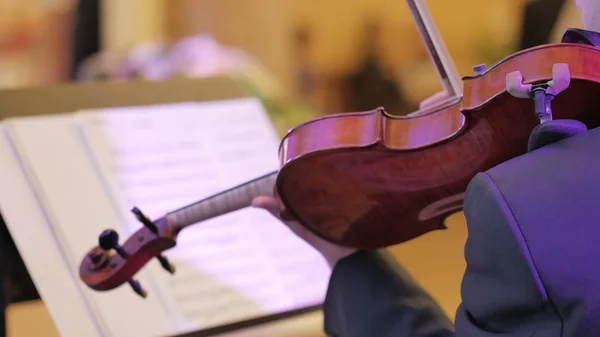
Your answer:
(0, 216), (7, 337)
(0, 214), (41, 337)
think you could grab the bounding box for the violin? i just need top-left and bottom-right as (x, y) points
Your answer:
(80, 0), (600, 296)
(277, 7), (600, 249)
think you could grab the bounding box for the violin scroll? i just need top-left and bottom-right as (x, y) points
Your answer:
(80, 171), (278, 296)
(506, 63), (571, 123)
(79, 207), (177, 298)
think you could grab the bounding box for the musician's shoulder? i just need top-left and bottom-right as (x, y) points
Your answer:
(560, 28), (600, 46)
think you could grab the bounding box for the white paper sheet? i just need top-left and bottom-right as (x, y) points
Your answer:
(75, 98), (331, 334)
(0, 116), (173, 337)
(0, 121), (103, 337)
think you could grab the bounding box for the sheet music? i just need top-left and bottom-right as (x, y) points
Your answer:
(0, 121), (102, 337)
(75, 98), (331, 335)
(0, 115), (173, 337)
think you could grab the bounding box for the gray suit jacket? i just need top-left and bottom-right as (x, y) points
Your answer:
(323, 118), (600, 336)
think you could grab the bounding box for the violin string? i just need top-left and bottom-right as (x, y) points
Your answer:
(166, 171), (278, 231)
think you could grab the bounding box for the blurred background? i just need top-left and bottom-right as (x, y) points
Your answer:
(0, 0), (584, 336)
(0, 0), (583, 132)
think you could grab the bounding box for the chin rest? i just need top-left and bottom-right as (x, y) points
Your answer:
(527, 119), (587, 152)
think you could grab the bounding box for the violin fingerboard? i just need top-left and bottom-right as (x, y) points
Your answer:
(165, 171), (278, 231)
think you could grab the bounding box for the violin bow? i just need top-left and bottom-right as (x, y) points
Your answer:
(406, 0), (463, 108)
(79, 171), (278, 297)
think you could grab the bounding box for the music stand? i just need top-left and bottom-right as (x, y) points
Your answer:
(0, 76), (321, 337)
(0, 216), (5, 337)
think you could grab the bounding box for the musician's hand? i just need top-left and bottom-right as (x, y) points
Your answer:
(251, 196), (357, 268)
(419, 91), (449, 109)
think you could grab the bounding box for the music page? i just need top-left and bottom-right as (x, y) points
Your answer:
(0, 115), (173, 337)
(76, 98), (331, 335)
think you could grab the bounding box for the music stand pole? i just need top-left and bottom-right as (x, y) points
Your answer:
(0, 217), (6, 337)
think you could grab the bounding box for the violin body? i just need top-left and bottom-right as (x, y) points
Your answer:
(276, 42), (600, 249)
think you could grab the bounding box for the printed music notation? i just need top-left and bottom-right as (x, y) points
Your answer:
(0, 116), (175, 337)
(77, 99), (331, 332)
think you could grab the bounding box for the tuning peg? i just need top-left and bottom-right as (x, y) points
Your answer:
(130, 206), (176, 275)
(156, 255), (176, 274)
(131, 206), (158, 233)
(99, 229), (128, 259)
(128, 279), (147, 298)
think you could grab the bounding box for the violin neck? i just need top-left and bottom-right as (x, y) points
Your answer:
(164, 171), (278, 233)
(406, 0), (462, 97)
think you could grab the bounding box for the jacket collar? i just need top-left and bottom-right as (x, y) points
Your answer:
(561, 28), (600, 46)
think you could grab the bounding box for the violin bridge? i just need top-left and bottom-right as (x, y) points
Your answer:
(505, 63), (571, 123)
